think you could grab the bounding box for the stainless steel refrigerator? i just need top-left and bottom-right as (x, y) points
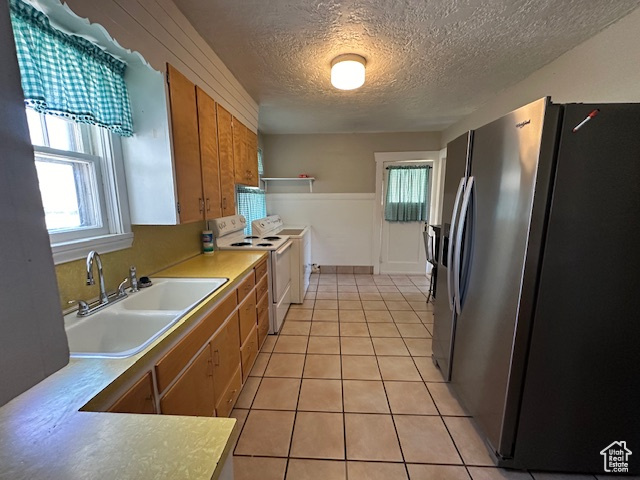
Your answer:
(435, 97), (640, 474)
(432, 131), (472, 380)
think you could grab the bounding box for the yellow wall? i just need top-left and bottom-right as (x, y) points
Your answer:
(55, 222), (205, 311)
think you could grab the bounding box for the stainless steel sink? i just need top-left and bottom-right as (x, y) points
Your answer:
(65, 277), (228, 358)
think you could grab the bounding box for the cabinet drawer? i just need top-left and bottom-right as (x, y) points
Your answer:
(156, 292), (236, 392)
(108, 372), (156, 414)
(258, 310), (269, 348)
(236, 274), (255, 303)
(215, 366), (242, 418)
(240, 327), (259, 383)
(256, 274), (268, 301)
(239, 290), (257, 345)
(255, 260), (267, 282)
(256, 291), (269, 321)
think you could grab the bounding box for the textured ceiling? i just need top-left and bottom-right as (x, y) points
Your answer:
(173, 0), (640, 134)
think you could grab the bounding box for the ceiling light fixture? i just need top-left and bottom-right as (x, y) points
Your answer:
(330, 54), (366, 90)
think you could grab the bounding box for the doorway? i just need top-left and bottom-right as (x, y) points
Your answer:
(373, 151), (443, 275)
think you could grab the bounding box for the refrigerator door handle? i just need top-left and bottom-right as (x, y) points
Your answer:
(454, 176), (475, 315)
(447, 177), (466, 311)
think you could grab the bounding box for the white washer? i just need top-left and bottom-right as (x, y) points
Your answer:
(252, 216), (311, 304)
(210, 215), (292, 334)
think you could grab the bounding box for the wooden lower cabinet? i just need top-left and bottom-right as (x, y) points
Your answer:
(258, 310), (269, 348)
(160, 346), (215, 417)
(211, 313), (241, 405)
(105, 260), (270, 420)
(236, 274), (255, 303)
(240, 326), (259, 382)
(215, 366), (242, 418)
(155, 293), (236, 393)
(108, 372), (156, 414)
(256, 274), (268, 302)
(255, 260), (267, 281)
(239, 291), (257, 344)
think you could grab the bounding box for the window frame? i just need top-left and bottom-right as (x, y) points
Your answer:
(27, 110), (133, 264)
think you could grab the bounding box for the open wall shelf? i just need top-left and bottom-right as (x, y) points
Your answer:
(261, 177), (315, 192)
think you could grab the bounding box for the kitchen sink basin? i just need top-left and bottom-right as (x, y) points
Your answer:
(65, 277), (228, 358)
(121, 278), (228, 311)
(65, 310), (179, 358)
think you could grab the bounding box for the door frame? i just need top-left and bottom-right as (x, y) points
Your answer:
(372, 150), (445, 275)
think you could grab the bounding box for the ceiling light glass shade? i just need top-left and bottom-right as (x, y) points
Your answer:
(331, 54), (366, 90)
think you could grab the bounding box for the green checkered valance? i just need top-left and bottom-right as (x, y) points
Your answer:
(385, 165), (431, 222)
(9, 0), (133, 136)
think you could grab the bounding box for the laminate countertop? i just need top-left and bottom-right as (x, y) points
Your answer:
(0, 250), (267, 480)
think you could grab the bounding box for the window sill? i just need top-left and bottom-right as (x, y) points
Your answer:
(51, 232), (134, 265)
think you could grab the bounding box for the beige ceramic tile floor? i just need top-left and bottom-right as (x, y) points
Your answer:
(230, 273), (606, 480)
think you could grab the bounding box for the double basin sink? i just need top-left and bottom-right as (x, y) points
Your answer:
(64, 278), (228, 358)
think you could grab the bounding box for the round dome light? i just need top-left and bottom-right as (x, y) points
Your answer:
(330, 54), (366, 90)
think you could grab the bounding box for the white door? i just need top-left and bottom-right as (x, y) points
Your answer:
(379, 162), (430, 275)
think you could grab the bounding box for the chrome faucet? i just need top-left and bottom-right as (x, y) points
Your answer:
(76, 250), (128, 316)
(86, 250), (109, 304)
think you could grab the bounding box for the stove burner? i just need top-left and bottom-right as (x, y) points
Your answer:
(230, 242), (252, 247)
(263, 236), (281, 241)
(257, 243), (273, 247)
(245, 236), (259, 239)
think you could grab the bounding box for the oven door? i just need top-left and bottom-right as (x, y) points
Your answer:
(272, 240), (293, 302)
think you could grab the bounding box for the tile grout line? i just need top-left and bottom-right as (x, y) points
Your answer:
(281, 314), (310, 480)
(235, 274), (435, 478)
(338, 303), (349, 480)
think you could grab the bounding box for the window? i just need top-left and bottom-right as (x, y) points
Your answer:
(384, 165), (432, 222)
(26, 109), (132, 259)
(10, 0), (134, 263)
(237, 187), (267, 235)
(236, 148), (267, 234)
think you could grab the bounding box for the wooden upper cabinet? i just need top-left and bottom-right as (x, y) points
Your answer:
(108, 372), (156, 414)
(160, 345), (215, 417)
(233, 117), (247, 185)
(166, 64), (204, 224)
(246, 129), (259, 187)
(232, 118), (259, 187)
(196, 87), (222, 219)
(217, 104), (236, 216)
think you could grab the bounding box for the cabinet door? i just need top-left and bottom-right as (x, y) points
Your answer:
(108, 372), (156, 414)
(160, 345), (215, 417)
(239, 290), (257, 345)
(211, 312), (241, 405)
(233, 118), (248, 185)
(246, 129), (259, 187)
(196, 87), (222, 219)
(167, 64), (203, 224)
(240, 327), (259, 383)
(216, 104), (236, 216)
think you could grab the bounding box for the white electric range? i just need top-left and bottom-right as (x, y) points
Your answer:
(252, 215), (311, 304)
(210, 215), (292, 333)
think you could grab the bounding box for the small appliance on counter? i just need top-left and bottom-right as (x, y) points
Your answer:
(210, 215), (292, 333)
(252, 215), (311, 304)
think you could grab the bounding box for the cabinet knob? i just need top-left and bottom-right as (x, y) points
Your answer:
(206, 198), (211, 212)
(199, 198), (204, 213)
